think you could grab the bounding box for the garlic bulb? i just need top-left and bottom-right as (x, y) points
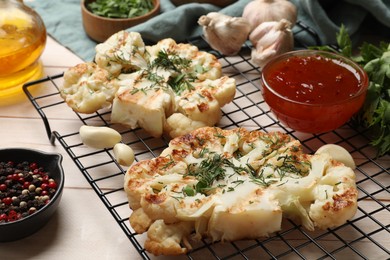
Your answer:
(243, 0), (297, 31)
(198, 12), (251, 56)
(250, 19), (294, 68)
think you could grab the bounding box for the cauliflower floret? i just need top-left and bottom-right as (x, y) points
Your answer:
(111, 72), (176, 138)
(95, 31), (147, 76)
(129, 208), (153, 234)
(173, 76), (236, 128)
(309, 157), (358, 229)
(208, 183), (282, 242)
(176, 91), (221, 127)
(145, 220), (193, 256)
(199, 76), (236, 106)
(60, 62), (119, 114)
(165, 113), (207, 138)
(275, 153), (357, 230)
(140, 186), (181, 224)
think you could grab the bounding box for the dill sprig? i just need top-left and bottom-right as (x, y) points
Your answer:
(247, 164), (275, 187)
(186, 154), (227, 195)
(275, 154), (311, 179)
(150, 50), (191, 72)
(131, 49), (196, 95)
(150, 50), (195, 94)
(184, 153), (248, 195)
(167, 73), (195, 94)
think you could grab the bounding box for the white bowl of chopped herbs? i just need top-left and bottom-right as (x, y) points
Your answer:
(81, 0), (160, 42)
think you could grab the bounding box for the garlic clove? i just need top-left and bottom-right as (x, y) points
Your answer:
(315, 144), (356, 170)
(250, 19), (292, 46)
(198, 12), (251, 56)
(79, 125), (122, 149)
(113, 143), (135, 166)
(250, 19), (294, 68)
(243, 0), (297, 31)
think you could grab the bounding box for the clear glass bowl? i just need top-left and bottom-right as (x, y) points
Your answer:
(261, 50), (369, 134)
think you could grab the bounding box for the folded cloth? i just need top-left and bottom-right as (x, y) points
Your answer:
(27, 0), (390, 62)
(290, 0), (390, 46)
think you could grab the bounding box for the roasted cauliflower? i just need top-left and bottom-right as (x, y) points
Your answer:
(124, 127), (358, 256)
(110, 36), (236, 137)
(60, 62), (119, 114)
(95, 31), (147, 76)
(61, 31), (236, 137)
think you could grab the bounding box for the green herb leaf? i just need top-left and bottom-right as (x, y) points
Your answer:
(183, 185), (196, 196)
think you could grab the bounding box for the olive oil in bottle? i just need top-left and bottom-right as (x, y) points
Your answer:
(0, 0), (46, 98)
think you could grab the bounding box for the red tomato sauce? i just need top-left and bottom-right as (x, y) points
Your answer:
(265, 55), (364, 104)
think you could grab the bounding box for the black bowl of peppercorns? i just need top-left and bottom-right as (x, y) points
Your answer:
(0, 148), (64, 242)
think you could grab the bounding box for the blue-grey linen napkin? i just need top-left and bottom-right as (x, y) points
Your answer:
(26, 0), (390, 62)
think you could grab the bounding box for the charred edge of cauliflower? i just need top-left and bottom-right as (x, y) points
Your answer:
(144, 220), (193, 256)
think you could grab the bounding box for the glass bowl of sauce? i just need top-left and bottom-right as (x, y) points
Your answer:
(261, 50), (369, 134)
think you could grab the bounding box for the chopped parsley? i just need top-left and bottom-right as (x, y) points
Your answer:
(88, 0), (154, 19)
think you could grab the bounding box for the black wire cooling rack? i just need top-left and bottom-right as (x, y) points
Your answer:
(23, 21), (389, 259)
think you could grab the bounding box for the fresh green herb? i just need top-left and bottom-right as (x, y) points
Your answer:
(275, 154), (311, 179)
(182, 185), (196, 196)
(249, 167), (275, 187)
(186, 154), (227, 195)
(171, 195), (184, 201)
(311, 25), (390, 156)
(195, 137), (205, 146)
(134, 50), (195, 95)
(185, 153), (247, 195)
(229, 179), (245, 191)
(150, 50), (191, 72)
(198, 147), (210, 158)
(167, 73), (195, 94)
(88, 0), (154, 19)
(161, 156), (175, 170)
(150, 50), (194, 94)
(214, 132), (226, 139)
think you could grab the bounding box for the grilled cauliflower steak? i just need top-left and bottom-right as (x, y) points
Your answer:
(110, 36), (235, 137)
(60, 62), (119, 114)
(124, 127), (358, 256)
(61, 31), (236, 137)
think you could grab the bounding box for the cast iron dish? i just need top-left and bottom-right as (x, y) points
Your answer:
(0, 148), (64, 242)
(81, 0), (160, 42)
(261, 49), (369, 134)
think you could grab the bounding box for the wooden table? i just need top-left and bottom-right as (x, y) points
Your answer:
(0, 36), (389, 260)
